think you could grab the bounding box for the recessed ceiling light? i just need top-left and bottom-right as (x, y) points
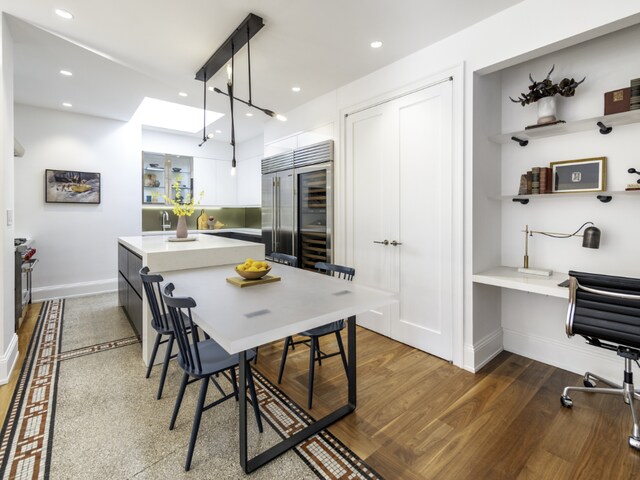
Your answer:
(62, 102), (72, 107)
(178, 92), (188, 97)
(370, 41), (383, 49)
(59, 70), (73, 76)
(55, 9), (74, 20)
(208, 86), (214, 92)
(291, 86), (301, 92)
(246, 112), (253, 117)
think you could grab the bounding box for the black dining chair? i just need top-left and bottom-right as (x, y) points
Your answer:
(277, 261), (355, 409)
(560, 271), (640, 450)
(268, 252), (298, 267)
(140, 266), (179, 400)
(162, 283), (263, 471)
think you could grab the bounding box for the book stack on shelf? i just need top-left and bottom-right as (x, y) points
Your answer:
(518, 167), (552, 195)
(631, 78), (640, 111)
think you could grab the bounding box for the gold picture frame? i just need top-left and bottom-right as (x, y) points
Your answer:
(550, 157), (606, 193)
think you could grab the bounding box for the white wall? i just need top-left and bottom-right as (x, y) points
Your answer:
(264, 0), (640, 371)
(0, 15), (17, 383)
(14, 105), (141, 300)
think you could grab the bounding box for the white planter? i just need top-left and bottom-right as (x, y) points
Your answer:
(537, 96), (557, 125)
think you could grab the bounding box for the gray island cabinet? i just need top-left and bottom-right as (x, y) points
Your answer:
(117, 233), (264, 365)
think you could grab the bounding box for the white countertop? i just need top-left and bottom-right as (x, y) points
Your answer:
(142, 228), (261, 236)
(472, 266), (569, 299)
(119, 233), (264, 256)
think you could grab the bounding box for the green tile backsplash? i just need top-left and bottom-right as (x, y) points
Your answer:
(142, 207), (262, 231)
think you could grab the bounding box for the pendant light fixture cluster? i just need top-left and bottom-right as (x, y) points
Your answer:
(195, 13), (286, 175)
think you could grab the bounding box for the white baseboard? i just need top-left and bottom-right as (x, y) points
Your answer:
(463, 328), (503, 373)
(0, 334), (19, 385)
(32, 278), (118, 302)
(503, 328), (621, 381)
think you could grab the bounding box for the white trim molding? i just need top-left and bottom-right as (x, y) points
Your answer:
(32, 278), (117, 302)
(463, 328), (503, 373)
(503, 327), (621, 381)
(0, 333), (19, 385)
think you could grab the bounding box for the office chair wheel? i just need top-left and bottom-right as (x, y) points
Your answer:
(583, 378), (596, 388)
(560, 395), (573, 408)
(629, 436), (640, 450)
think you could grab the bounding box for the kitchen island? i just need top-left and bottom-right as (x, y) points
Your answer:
(117, 233), (264, 365)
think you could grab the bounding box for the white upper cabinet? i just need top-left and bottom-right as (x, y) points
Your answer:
(214, 159), (237, 205)
(193, 157), (218, 205)
(236, 156), (262, 206)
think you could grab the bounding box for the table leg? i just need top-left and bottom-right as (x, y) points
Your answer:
(239, 350), (248, 473)
(240, 315), (358, 473)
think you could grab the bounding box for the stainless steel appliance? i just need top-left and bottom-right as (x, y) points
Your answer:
(14, 238), (37, 329)
(262, 140), (333, 269)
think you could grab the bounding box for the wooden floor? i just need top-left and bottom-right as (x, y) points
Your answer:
(0, 303), (41, 427)
(256, 327), (640, 480)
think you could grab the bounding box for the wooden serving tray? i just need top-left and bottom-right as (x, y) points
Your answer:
(226, 275), (281, 288)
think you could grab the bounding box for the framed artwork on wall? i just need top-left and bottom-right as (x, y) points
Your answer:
(45, 169), (101, 204)
(550, 157), (606, 193)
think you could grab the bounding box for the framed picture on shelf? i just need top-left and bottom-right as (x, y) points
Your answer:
(550, 157), (606, 193)
(45, 169), (101, 204)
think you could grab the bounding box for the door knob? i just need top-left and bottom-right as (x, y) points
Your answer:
(373, 240), (389, 245)
(390, 240), (403, 246)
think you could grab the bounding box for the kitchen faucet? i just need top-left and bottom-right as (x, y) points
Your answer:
(161, 211), (171, 231)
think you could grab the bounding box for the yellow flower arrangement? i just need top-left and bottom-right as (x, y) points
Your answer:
(163, 181), (204, 216)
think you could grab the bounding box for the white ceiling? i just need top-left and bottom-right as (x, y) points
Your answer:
(2, 0), (523, 143)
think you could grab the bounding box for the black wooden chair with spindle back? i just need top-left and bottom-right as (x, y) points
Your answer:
(161, 283), (263, 471)
(140, 266), (179, 400)
(277, 261), (355, 409)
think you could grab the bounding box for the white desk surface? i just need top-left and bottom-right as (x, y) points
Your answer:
(161, 264), (398, 354)
(472, 266), (569, 299)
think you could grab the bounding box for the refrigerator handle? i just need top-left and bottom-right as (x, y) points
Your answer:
(272, 177), (277, 250)
(276, 176), (281, 250)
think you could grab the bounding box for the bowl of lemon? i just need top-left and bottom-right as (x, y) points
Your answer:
(235, 258), (271, 280)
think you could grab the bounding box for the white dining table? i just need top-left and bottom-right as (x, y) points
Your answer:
(161, 262), (397, 473)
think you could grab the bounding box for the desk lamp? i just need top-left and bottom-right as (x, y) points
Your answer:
(518, 222), (601, 276)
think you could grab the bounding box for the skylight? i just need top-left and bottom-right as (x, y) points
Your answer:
(133, 97), (224, 134)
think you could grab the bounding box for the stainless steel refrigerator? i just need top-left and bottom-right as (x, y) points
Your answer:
(262, 140), (333, 269)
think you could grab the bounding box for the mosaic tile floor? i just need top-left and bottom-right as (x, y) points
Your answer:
(0, 294), (383, 479)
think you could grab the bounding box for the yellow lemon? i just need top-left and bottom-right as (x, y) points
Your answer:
(258, 266), (266, 271)
(237, 265), (246, 271)
(245, 258), (254, 265)
(248, 266), (259, 272)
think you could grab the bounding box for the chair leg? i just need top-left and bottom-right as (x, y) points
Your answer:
(185, 378), (209, 471)
(246, 363), (263, 433)
(146, 333), (162, 379)
(316, 337), (322, 366)
(170, 372), (189, 430)
(230, 366), (239, 401)
(308, 337), (317, 409)
(277, 336), (292, 384)
(335, 331), (348, 375)
(157, 334), (174, 400)
(254, 346), (259, 364)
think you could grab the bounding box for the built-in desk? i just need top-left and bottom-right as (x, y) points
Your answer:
(473, 266), (569, 299)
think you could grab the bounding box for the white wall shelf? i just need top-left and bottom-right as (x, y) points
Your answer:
(473, 266), (569, 299)
(489, 109), (640, 145)
(496, 190), (639, 203)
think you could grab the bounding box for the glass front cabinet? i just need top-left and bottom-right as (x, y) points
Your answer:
(142, 152), (193, 205)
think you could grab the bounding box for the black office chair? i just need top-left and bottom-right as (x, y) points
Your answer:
(278, 262), (354, 409)
(162, 283), (263, 471)
(560, 270), (640, 450)
(140, 266), (179, 400)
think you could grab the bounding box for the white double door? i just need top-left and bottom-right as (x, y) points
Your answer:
(345, 80), (453, 360)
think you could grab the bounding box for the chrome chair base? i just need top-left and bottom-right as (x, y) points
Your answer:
(561, 359), (640, 451)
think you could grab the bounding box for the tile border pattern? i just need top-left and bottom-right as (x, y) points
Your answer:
(0, 299), (383, 480)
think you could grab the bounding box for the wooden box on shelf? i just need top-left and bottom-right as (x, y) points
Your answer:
(604, 87), (630, 115)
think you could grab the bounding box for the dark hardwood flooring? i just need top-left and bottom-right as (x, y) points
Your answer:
(254, 326), (640, 479)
